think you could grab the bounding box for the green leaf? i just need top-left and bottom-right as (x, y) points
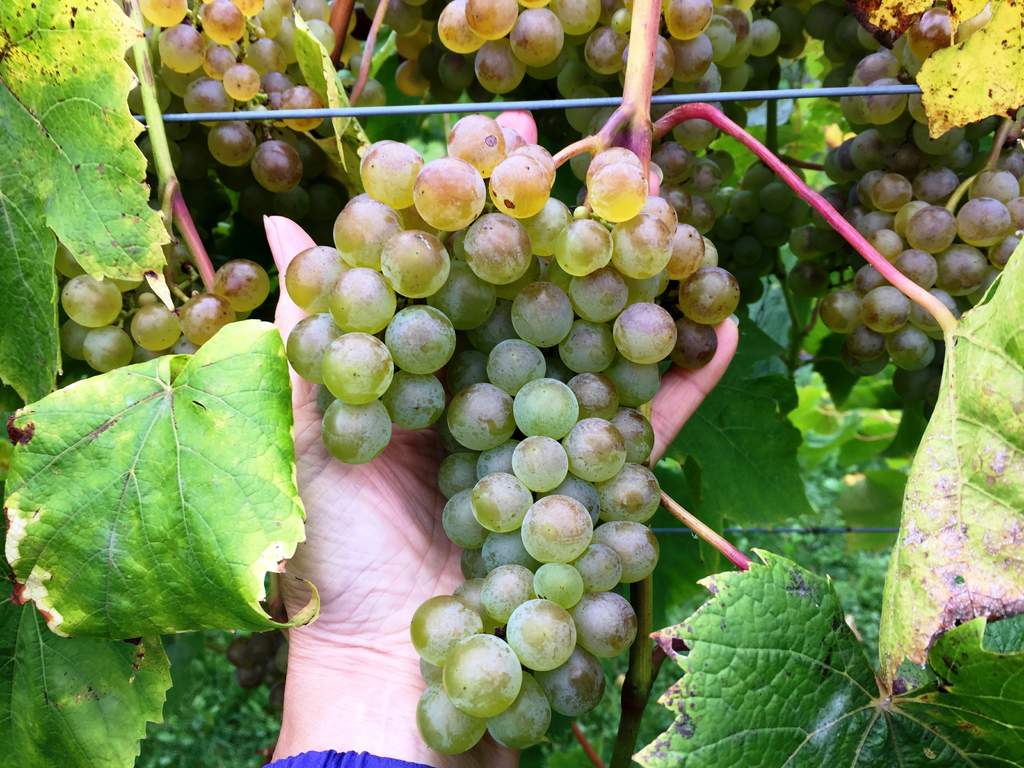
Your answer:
(0, 0), (168, 401)
(0, 582), (170, 768)
(667, 319), (811, 525)
(879, 242), (1024, 682)
(836, 468), (904, 551)
(3, 321), (316, 638)
(639, 552), (1024, 768)
(293, 14), (368, 191)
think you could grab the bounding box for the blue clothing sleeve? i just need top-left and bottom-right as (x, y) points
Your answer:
(265, 751), (432, 768)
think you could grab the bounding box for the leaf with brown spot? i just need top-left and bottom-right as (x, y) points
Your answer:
(879, 239), (1024, 683)
(847, 0), (929, 36)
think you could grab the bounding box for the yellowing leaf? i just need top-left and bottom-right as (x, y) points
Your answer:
(851, 0), (931, 35)
(917, 0), (1024, 136)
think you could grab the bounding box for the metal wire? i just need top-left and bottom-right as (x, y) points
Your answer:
(135, 84), (922, 123)
(653, 527), (899, 536)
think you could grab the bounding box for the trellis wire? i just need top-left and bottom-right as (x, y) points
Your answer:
(135, 83), (921, 123)
(653, 527), (899, 535)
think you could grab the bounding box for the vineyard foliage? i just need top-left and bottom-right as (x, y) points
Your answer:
(1, 0), (1024, 764)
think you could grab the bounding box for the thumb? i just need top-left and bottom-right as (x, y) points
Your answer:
(264, 215), (316, 341)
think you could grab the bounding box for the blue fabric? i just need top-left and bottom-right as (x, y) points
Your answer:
(265, 751), (431, 768)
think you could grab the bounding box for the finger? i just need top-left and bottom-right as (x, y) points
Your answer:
(265, 215), (315, 340)
(650, 317), (739, 462)
(496, 110), (537, 145)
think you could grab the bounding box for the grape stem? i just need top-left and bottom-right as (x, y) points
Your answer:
(609, 577), (654, 768)
(985, 116), (1015, 170)
(572, 722), (606, 768)
(329, 0), (356, 64)
(781, 154), (825, 172)
(660, 492), (751, 571)
(350, 0), (390, 105)
(552, 135), (600, 168)
(616, 0), (661, 170)
(653, 103), (960, 336)
(170, 186), (216, 291)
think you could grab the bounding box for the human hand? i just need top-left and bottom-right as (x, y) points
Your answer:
(264, 214), (738, 767)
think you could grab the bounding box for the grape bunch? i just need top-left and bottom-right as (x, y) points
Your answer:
(225, 630), (288, 709)
(57, 247), (270, 374)
(279, 115), (739, 751)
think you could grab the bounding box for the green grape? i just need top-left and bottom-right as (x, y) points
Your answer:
(420, 658), (444, 685)
(512, 436), (569, 492)
(481, 564), (536, 623)
(593, 520), (659, 583)
(454, 578), (486, 618)
(853, 265), (886, 295)
(521, 494), (594, 563)
(611, 214), (672, 279)
(472, 472), (533, 532)
(509, 8), (564, 68)
(207, 123), (257, 166)
(550, 0), (599, 34)
(285, 246), (345, 312)
(82, 326), (133, 372)
(414, 158), (486, 232)
(468, 300), (516, 353)
(179, 293), (235, 345)
(906, 205), (957, 253)
(417, 684), (486, 755)
(894, 249), (939, 288)
(589, 163), (648, 224)
(554, 218), (613, 276)
(970, 169), (1019, 204)
(664, 0), (712, 40)
(869, 173), (912, 212)
(604, 356), (660, 407)
(513, 378), (579, 438)
(54, 245), (84, 278)
(159, 24), (204, 74)
(510, 281), (573, 348)
(936, 244), (989, 295)
(611, 302), (677, 364)
(442, 489), (489, 548)
(568, 267), (627, 323)
(610, 408), (654, 464)
(532, 563), (584, 609)
(60, 319), (89, 361)
(844, 324), (887, 361)
(558, 319), (616, 373)
(567, 372), (618, 421)
(61, 275), (122, 328)
(463, 213), (532, 285)
(861, 286), (910, 333)
(490, 151), (554, 219)
(477, 440), (518, 478)
(506, 598), (576, 671)
(570, 591), (637, 657)
(330, 268), (397, 334)
(678, 267), (740, 324)
(382, 372), (445, 429)
(380, 230), (451, 299)
(956, 197), (1012, 248)
(885, 326), (936, 370)
(321, 333), (394, 405)
(447, 350), (489, 394)
(360, 140), (424, 210)
(585, 26), (627, 75)
(671, 316), (717, 370)
(130, 303), (180, 351)
(322, 399), (392, 464)
(670, 33), (713, 82)
(428, 261), (497, 331)
(448, 382), (516, 450)
(443, 634), (523, 717)
(487, 339), (546, 394)
(140, 0), (187, 25)
(572, 542), (622, 592)
(487, 673), (551, 749)
(245, 39), (286, 74)
(523, 198), (571, 256)
(440, 454), (481, 500)
(333, 194), (403, 270)
(562, 418), (626, 483)
(213, 259), (270, 312)
(410, 595), (484, 666)
(482, 530), (541, 571)
(385, 305), (456, 374)
(596, 463), (660, 523)
(475, 39), (526, 94)
(286, 314), (341, 384)
(820, 290), (863, 334)
(535, 646), (605, 716)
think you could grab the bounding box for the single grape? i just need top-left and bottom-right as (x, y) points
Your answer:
(678, 267), (740, 324)
(443, 634), (523, 718)
(670, 317), (717, 370)
(411, 595), (484, 666)
(568, 267), (627, 324)
(285, 246), (346, 312)
(596, 463), (660, 523)
(894, 249), (939, 289)
(567, 372), (619, 421)
(382, 372), (445, 429)
(523, 198), (571, 256)
(463, 213), (533, 286)
(446, 350), (488, 396)
(554, 218), (614, 276)
(438, 0), (486, 53)
(558, 319), (616, 373)
(481, 564), (535, 623)
(608, 408), (654, 464)
(61, 275), (122, 328)
(509, 8), (564, 68)
(611, 214), (672, 279)
(572, 542), (622, 592)
(550, 0), (600, 35)
(428, 261), (497, 331)
(860, 286), (910, 333)
(207, 123), (257, 166)
(486, 339), (546, 395)
(909, 288), (959, 335)
(467, 299), (516, 353)
(612, 302), (677, 364)
(322, 399), (392, 463)
(141, 0), (187, 25)
(448, 382), (516, 450)
(464, 0), (519, 41)
(905, 205), (957, 253)
(819, 290), (863, 334)
(511, 281), (574, 347)
(60, 319), (89, 361)
(570, 591), (637, 657)
(360, 140), (424, 210)
(439, 453), (481, 499)
(486, 673), (551, 749)
(562, 418), (626, 483)
(589, 162), (648, 223)
(130, 303), (180, 351)
(885, 326), (936, 370)
(474, 39), (526, 94)
(956, 197), (1012, 247)
(534, 646), (605, 716)
(585, 26), (627, 74)
(666, 223), (705, 281)
(179, 293), (235, 345)
(489, 152), (553, 219)
(82, 326), (133, 372)
(321, 333), (394, 405)
(380, 230), (451, 299)
(506, 598), (576, 671)
(417, 685), (486, 755)
(936, 244), (989, 295)
(159, 24), (204, 74)
(201, 0), (245, 44)
(593, 520), (659, 583)
(512, 435), (569, 492)
(844, 324), (887, 361)
(213, 259), (270, 312)
(604, 356), (660, 407)
(251, 140), (303, 193)
(532, 563), (584, 609)
(471, 472), (533, 532)
(329, 268), (396, 335)
(414, 158), (487, 231)
(513, 377), (579, 438)
(283, 315), (338, 385)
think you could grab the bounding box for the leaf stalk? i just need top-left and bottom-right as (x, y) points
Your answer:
(660, 491), (751, 571)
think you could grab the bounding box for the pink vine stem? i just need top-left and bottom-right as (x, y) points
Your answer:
(573, 722), (606, 768)
(170, 187), (215, 291)
(654, 103), (959, 336)
(350, 0), (390, 104)
(660, 492), (751, 571)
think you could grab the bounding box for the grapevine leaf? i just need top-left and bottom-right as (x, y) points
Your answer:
(0, 0), (167, 279)
(916, 0), (1024, 136)
(638, 552), (1024, 768)
(3, 321), (317, 639)
(849, 0), (930, 36)
(293, 14), (368, 191)
(879, 241), (1024, 682)
(668, 319), (812, 525)
(0, 582), (170, 768)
